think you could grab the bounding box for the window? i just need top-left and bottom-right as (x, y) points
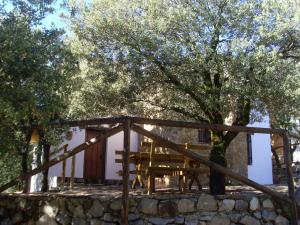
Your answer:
(247, 134), (253, 165)
(198, 129), (211, 144)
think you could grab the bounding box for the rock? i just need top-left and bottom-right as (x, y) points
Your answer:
(198, 212), (216, 221)
(0, 208), (6, 217)
(148, 217), (174, 225)
(174, 217), (184, 224)
(208, 215), (230, 225)
(128, 213), (140, 221)
(73, 205), (86, 219)
(234, 200), (248, 211)
(197, 194), (218, 211)
(103, 213), (120, 223)
(37, 215), (58, 225)
(239, 215), (260, 225)
(221, 199), (235, 212)
(184, 220), (198, 225)
(253, 211), (262, 219)
(88, 200), (104, 218)
(55, 213), (71, 225)
(109, 198), (122, 211)
(140, 198), (158, 215)
(177, 199), (195, 213)
(249, 197), (260, 211)
(262, 199), (274, 210)
(72, 218), (88, 225)
(262, 209), (277, 222)
(198, 222), (207, 225)
(43, 205), (58, 218)
(0, 218), (12, 225)
(275, 215), (289, 225)
(90, 219), (103, 225)
(12, 212), (23, 223)
(158, 200), (178, 217)
(228, 213), (243, 223)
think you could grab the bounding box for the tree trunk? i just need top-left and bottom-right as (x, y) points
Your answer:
(209, 141), (227, 195)
(21, 151), (29, 193)
(41, 142), (50, 192)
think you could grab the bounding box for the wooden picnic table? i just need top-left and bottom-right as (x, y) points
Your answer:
(116, 142), (210, 194)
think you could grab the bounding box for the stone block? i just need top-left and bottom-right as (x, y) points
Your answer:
(140, 198), (158, 215)
(158, 200), (178, 217)
(239, 215), (260, 225)
(197, 194), (218, 211)
(234, 200), (248, 211)
(208, 215), (230, 225)
(177, 198), (195, 213)
(249, 197), (260, 211)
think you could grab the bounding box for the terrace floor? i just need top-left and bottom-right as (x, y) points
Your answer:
(1, 184), (289, 198)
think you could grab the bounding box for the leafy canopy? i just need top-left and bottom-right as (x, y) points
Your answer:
(68, 0), (300, 130)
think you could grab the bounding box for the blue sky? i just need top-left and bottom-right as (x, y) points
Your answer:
(2, 0), (67, 29)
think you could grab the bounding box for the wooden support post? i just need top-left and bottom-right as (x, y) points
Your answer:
(283, 133), (298, 225)
(61, 145), (68, 188)
(122, 119), (131, 225)
(70, 155), (76, 190)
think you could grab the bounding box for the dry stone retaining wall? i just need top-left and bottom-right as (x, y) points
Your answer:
(0, 193), (290, 225)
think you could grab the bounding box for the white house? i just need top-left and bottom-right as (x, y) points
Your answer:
(30, 118), (273, 192)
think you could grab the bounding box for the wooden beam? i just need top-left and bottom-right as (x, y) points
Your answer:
(34, 116), (285, 134)
(122, 119), (131, 225)
(132, 117), (285, 134)
(38, 116), (129, 128)
(283, 134), (298, 225)
(70, 155), (76, 190)
(0, 125), (123, 193)
(61, 144), (68, 188)
(131, 124), (291, 204)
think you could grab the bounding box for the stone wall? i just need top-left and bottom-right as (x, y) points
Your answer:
(0, 193), (290, 225)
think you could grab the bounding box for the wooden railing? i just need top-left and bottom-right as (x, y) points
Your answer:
(0, 116), (298, 225)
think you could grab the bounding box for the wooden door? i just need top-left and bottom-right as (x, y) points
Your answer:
(84, 129), (106, 183)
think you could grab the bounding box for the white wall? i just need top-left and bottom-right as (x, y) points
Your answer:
(47, 127), (139, 182)
(48, 127), (85, 179)
(247, 116), (273, 184)
(106, 131), (139, 180)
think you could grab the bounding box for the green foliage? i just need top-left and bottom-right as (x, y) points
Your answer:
(68, 0), (300, 129)
(0, 1), (78, 188)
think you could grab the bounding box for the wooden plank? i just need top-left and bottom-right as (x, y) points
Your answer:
(0, 125), (123, 193)
(283, 134), (298, 225)
(40, 116), (128, 128)
(122, 120), (130, 225)
(131, 124), (291, 204)
(61, 144), (68, 187)
(147, 166), (209, 173)
(142, 141), (212, 151)
(36, 116), (284, 135)
(70, 155), (76, 190)
(132, 117), (285, 134)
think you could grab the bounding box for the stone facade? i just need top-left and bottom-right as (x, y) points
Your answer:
(0, 193), (290, 225)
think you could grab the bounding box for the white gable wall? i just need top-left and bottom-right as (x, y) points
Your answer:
(47, 127), (139, 182)
(247, 116), (273, 184)
(48, 127), (86, 179)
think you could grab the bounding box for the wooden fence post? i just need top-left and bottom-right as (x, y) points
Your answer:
(122, 119), (131, 225)
(283, 133), (298, 225)
(70, 155), (76, 190)
(61, 145), (68, 188)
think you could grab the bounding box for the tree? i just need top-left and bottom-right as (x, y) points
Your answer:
(69, 0), (300, 194)
(0, 1), (78, 191)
